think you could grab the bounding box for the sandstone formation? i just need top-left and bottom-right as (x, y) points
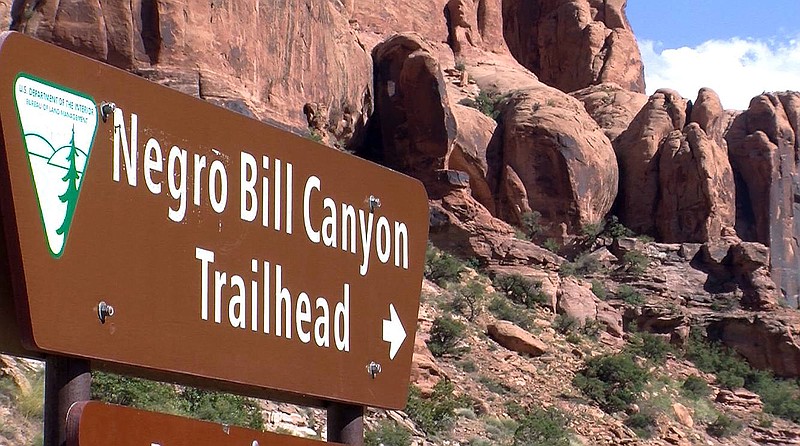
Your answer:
(655, 123), (735, 242)
(615, 88), (735, 243)
(501, 0), (645, 93)
(12, 0), (373, 137)
(496, 85), (618, 238)
(711, 313), (800, 378)
(487, 321), (547, 356)
(726, 92), (800, 308)
(571, 82), (648, 142)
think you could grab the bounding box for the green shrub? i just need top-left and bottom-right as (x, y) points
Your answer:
(706, 414), (743, 438)
(406, 380), (465, 436)
(560, 253), (603, 277)
(543, 238), (560, 253)
(625, 408), (658, 439)
(427, 316), (467, 357)
(492, 274), (546, 308)
(617, 285), (644, 306)
(512, 406), (571, 446)
(365, 419), (412, 446)
(178, 388), (264, 430)
(591, 280), (607, 300)
(424, 245), (465, 286)
(458, 360), (477, 373)
(573, 353), (649, 413)
(624, 332), (673, 364)
(478, 375), (512, 395)
(553, 314), (581, 335)
(685, 330), (800, 422)
(450, 281), (485, 321)
(605, 216), (633, 239)
(520, 211), (543, 239)
(92, 372), (264, 429)
(488, 296), (532, 329)
(459, 90), (506, 121)
(622, 250), (649, 276)
(681, 376), (711, 399)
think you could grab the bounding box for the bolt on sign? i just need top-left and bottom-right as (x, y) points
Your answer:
(0, 32), (428, 409)
(67, 401), (345, 446)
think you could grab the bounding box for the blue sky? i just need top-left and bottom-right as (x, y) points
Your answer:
(626, 1), (800, 109)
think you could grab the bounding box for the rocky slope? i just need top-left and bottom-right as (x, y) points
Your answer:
(2, 0), (800, 445)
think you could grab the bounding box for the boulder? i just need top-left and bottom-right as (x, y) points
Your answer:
(447, 104), (498, 213)
(500, 0), (644, 93)
(671, 403), (694, 428)
(497, 86), (618, 239)
(556, 278), (598, 324)
(487, 321), (547, 356)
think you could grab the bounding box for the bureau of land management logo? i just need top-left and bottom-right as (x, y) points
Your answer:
(13, 74), (98, 258)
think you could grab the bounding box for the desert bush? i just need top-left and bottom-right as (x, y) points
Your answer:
(492, 274), (547, 308)
(622, 250), (649, 276)
(560, 253), (603, 277)
(449, 281), (485, 321)
(681, 376), (711, 399)
(605, 215), (633, 239)
(406, 380), (467, 436)
(512, 406), (571, 446)
(488, 296), (532, 329)
(625, 407), (658, 439)
(617, 285), (644, 306)
(459, 90), (506, 121)
(573, 353), (649, 413)
(624, 332), (673, 364)
(365, 419), (412, 446)
(427, 316), (467, 357)
(424, 244), (465, 286)
(706, 414), (743, 438)
(591, 280), (607, 300)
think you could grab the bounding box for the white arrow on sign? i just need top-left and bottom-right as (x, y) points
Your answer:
(382, 304), (406, 360)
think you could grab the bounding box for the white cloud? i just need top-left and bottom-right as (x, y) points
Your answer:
(640, 35), (800, 110)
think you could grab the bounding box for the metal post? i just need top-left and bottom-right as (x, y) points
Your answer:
(327, 403), (364, 445)
(44, 356), (91, 446)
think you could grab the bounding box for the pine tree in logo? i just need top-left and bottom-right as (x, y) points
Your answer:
(56, 126), (79, 236)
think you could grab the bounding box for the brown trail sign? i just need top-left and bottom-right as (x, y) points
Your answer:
(0, 31), (428, 410)
(67, 401), (345, 446)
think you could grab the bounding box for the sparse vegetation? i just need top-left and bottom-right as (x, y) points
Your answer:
(681, 375), (711, 399)
(617, 285), (644, 306)
(512, 406), (571, 446)
(406, 380), (467, 437)
(624, 332), (673, 365)
(427, 316), (467, 358)
(488, 295), (532, 329)
(365, 419), (412, 446)
(459, 90), (507, 121)
(573, 353), (650, 413)
(590, 279), (607, 300)
(425, 244), (465, 287)
(625, 406), (658, 439)
(604, 215), (633, 239)
(685, 330), (800, 423)
(707, 414), (743, 438)
(479, 375), (513, 395)
(92, 372), (264, 429)
(622, 249), (649, 276)
(307, 127), (323, 143)
(492, 274), (547, 309)
(559, 253), (603, 277)
(543, 238), (560, 253)
(449, 281), (485, 321)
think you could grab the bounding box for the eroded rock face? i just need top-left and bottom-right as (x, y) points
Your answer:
(571, 82), (647, 142)
(711, 314), (800, 378)
(501, 0), (645, 93)
(497, 86), (618, 238)
(656, 123), (735, 242)
(14, 0), (373, 136)
(615, 89), (688, 234)
(369, 34), (457, 189)
(726, 93), (800, 307)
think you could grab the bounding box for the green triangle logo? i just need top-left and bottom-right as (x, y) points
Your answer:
(13, 74), (98, 258)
